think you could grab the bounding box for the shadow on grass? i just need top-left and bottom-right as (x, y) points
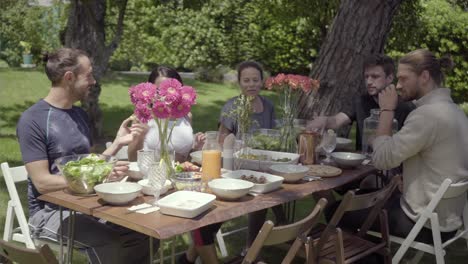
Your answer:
(0, 100), (36, 135)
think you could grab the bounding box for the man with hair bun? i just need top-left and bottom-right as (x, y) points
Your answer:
(372, 49), (468, 243)
(16, 48), (155, 264)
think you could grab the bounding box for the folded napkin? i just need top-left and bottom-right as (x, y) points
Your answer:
(128, 203), (160, 214)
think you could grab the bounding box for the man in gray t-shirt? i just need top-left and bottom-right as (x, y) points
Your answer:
(16, 48), (153, 264)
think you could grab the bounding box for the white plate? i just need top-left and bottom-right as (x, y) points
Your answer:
(189, 151), (202, 164)
(137, 179), (173, 196)
(336, 137), (353, 150)
(222, 170), (283, 193)
(157, 191), (216, 218)
(234, 149), (300, 171)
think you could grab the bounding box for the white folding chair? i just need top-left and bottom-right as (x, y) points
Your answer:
(105, 141), (128, 160)
(369, 178), (468, 264)
(2, 162), (36, 249)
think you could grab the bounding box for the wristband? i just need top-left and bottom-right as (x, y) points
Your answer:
(380, 109), (395, 113)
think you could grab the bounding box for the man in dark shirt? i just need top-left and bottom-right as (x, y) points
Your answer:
(307, 54), (415, 150)
(16, 48), (152, 264)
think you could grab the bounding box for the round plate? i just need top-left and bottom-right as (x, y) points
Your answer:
(305, 165), (342, 177)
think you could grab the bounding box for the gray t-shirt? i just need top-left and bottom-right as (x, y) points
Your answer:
(16, 99), (91, 217)
(219, 95), (276, 136)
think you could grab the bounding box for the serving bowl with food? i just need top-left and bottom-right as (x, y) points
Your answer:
(173, 171), (203, 191)
(249, 129), (281, 151)
(234, 149), (300, 171)
(222, 170), (283, 193)
(269, 164), (309, 183)
(55, 153), (117, 195)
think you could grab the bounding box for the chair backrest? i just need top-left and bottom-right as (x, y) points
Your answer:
(243, 198), (327, 264)
(0, 239), (57, 264)
(315, 176), (398, 253)
(106, 142), (128, 160)
(1, 162), (35, 249)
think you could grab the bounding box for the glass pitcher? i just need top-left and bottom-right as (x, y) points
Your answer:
(362, 109), (397, 157)
(201, 131), (222, 184)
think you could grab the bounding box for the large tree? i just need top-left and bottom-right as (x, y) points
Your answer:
(298, 0), (404, 118)
(64, 0), (128, 140)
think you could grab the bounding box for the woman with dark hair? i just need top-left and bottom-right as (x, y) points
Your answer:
(219, 61), (276, 135)
(127, 66), (205, 162)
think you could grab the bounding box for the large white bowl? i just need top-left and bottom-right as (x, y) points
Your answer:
(157, 191), (216, 218)
(208, 178), (254, 200)
(331, 152), (366, 168)
(94, 182), (142, 205)
(137, 179), (172, 196)
(222, 170), (284, 194)
(269, 164), (309, 183)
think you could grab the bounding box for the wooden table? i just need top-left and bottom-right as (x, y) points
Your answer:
(39, 165), (376, 262)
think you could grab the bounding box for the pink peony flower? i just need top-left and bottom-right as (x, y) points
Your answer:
(171, 103), (191, 118)
(264, 77), (274, 90)
(129, 82), (156, 105)
(134, 104), (152, 123)
(180, 86), (197, 105)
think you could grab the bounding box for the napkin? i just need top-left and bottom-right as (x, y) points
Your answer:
(128, 203), (160, 214)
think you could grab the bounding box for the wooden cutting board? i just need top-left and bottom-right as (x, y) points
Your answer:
(306, 165), (342, 177)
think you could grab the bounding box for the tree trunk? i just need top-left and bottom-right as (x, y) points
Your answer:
(64, 0), (127, 140)
(298, 0), (403, 118)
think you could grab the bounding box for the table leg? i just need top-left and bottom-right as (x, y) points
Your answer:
(171, 237), (176, 264)
(149, 236), (154, 264)
(66, 210), (76, 264)
(59, 207), (64, 264)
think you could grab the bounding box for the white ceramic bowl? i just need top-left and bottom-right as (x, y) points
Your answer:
(269, 164), (309, 183)
(94, 182), (142, 205)
(137, 179), (172, 196)
(127, 162), (144, 180)
(222, 170), (284, 194)
(331, 152), (366, 168)
(208, 178), (254, 200)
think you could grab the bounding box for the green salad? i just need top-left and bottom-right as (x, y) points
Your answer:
(250, 133), (281, 151)
(62, 154), (113, 193)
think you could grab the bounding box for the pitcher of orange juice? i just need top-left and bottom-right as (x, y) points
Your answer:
(202, 131), (222, 187)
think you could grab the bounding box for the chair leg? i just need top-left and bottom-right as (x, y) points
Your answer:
(215, 229), (228, 257)
(392, 215), (429, 264)
(281, 238), (302, 264)
(336, 228), (345, 264)
(430, 214), (445, 264)
(3, 202), (14, 241)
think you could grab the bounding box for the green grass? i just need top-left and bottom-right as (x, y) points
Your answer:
(0, 68), (466, 263)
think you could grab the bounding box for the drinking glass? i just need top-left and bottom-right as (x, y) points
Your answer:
(321, 130), (336, 164)
(137, 150), (155, 179)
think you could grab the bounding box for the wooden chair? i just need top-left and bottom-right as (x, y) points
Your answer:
(309, 176), (398, 264)
(388, 178), (468, 264)
(0, 239), (58, 264)
(241, 198), (328, 264)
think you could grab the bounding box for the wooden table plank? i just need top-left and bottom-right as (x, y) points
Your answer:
(38, 189), (103, 215)
(93, 165), (376, 239)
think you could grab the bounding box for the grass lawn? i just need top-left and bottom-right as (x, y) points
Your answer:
(1, 68), (466, 263)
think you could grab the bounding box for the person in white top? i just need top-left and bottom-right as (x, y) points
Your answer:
(127, 66), (205, 162)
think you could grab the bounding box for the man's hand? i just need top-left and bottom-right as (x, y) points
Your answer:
(306, 116), (328, 132)
(378, 84), (398, 111)
(107, 160), (130, 182)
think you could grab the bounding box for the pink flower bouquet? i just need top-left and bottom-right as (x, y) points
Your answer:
(129, 79), (197, 178)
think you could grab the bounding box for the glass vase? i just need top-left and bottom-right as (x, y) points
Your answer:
(280, 115), (298, 153)
(147, 161), (168, 204)
(157, 138), (175, 181)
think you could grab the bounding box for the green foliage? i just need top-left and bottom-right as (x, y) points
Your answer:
(0, 0), (67, 66)
(386, 0), (468, 103)
(459, 102), (468, 116)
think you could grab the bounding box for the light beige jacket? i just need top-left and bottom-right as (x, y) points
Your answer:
(373, 88), (468, 231)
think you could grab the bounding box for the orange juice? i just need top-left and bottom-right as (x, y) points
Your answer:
(202, 150), (222, 182)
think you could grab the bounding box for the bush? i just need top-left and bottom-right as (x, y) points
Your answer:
(459, 103), (468, 116)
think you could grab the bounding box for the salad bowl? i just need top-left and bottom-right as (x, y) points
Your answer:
(55, 154), (117, 195)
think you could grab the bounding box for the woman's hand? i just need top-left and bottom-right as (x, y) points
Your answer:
(114, 117), (149, 147)
(193, 132), (206, 150)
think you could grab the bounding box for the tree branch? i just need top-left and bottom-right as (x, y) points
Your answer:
(108, 0), (128, 52)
